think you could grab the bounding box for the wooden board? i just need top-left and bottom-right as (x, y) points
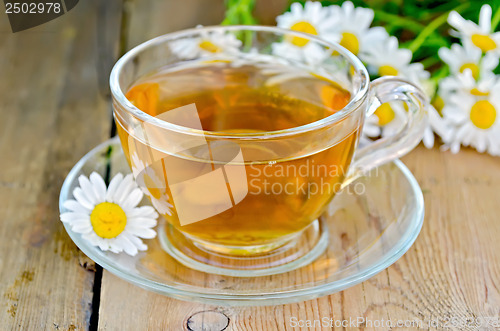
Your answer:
(0, 0), (110, 329)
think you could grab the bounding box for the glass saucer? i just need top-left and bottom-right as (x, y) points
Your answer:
(59, 137), (424, 306)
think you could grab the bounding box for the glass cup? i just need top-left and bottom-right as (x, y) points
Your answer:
(110, 26), (427, 275)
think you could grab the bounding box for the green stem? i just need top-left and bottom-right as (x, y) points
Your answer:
(476, 55), (484, 81)
(420, 56), (440, 69)
(492, 7), (500, 31)
(408, 3), (470, 53)
(374, 10), (426, 33)
(222, 0), (257, 25)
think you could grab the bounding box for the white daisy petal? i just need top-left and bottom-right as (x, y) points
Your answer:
(428, 106), (454, 143)
(89, 172), (107, 202)
(481, 56), (499, 77)
(450, 141), (461, 154)
(118, 235), (138, 256)
(106, 173), (124, 202)
(124, 233), (148, 251)
(108, 243), (122, 254)
(362, 122), (381, 137)
(422, 126), (435, 149)
(128, 217), (157, 228)
(63, 199), (91, 213)
(289, 2), (302, 16)
(448, 11), (476, 35)
(82, 233), (102, 247)
(127, 205), (158, 219)
(72, 222), (93, 233)
(114, 174), (136, 205)
(458, 123), (474, 142)
(474, 133), (487, 152)
(77, 175), (97, 205)
(126, 225), (157, 239)
(62, 217), (90, 227)
(98, 241), (110, 251)
(443, 106), (465, 124)
(479, 4), (492, 32)
(73, 187), (95, 210)
(66, 218), (90, 226)
(60, 212), (86, 223)
(121, 188), (144, 210)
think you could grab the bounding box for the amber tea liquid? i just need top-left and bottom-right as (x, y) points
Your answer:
(116, 61), (359, 250)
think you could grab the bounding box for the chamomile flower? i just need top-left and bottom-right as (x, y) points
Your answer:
(274, 1), (336, 62)
(363, 36), (430, 85)
(441, 75), (500, 155)
(362, 101), (447, 149)
(448, 4), (500, 55)
(439, 69), (496, 102)
(438, 43), (499, 80)
(363, 101), (407, 138)
(60, 173), (158, 256)
(131, 153), (173, 216)
(170, 27), (242, 60)
(327, 1), (388, 59)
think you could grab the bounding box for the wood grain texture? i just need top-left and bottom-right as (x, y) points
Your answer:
(0, 0), (110, 329)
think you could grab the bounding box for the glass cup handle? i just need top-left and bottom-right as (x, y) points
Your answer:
(343, 76), (429, 187)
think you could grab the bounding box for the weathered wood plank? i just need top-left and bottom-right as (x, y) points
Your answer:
(0, 1), (111, 329)
(123, 0), (225, 50)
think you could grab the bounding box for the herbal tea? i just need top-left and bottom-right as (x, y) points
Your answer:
(116, 61), (360, 251)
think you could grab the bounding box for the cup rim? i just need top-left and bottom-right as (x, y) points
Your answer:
(110, 25), (370, 139)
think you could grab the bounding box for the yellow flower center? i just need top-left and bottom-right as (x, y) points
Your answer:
(432, 95), (445, 115)
(470, 88), (489, 97)
(470, 100), (496, 129)
(339, 32), (360, 55)
(459, 62), (479, 80)
(144, 174), (162, 200)
(90, 202), (127, 239)
(198, 40), (221, 53)
(289, 21), (318, 47)
(471, 34), (497, 52)
(379, 65), (399, 76)
(374, 103), (396, 126)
